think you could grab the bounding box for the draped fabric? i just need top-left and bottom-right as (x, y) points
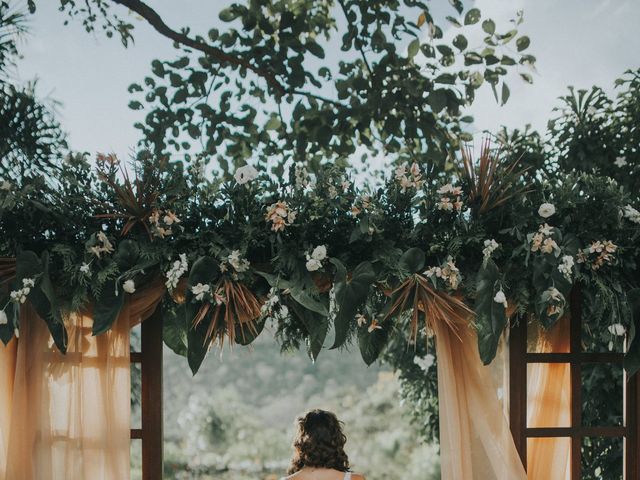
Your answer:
(434, 308), (527, 480)
(0, 280), (164, 480)
(526, 315), (571, 479)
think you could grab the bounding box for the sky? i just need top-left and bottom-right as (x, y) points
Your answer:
(14, 0), (640, 161)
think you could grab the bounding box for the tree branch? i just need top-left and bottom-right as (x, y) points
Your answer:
(110, 0), (286, 96)
(337, 0), (373, 77)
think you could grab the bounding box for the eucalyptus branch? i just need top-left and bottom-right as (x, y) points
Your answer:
(109, 0), (286, 96)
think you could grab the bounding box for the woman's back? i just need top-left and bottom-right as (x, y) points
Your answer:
(282, 469), (364, 480)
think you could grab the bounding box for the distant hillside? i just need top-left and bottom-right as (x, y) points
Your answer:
(134, 329), (440, 480)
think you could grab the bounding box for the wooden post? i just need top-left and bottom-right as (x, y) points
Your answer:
(509, 317), (527, 467)
(141, 307), (164, 480)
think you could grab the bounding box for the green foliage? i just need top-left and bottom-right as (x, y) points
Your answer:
(329, 258), (376, 349)
(474, 259), (506, 364)
(116, 1), (534, 175)
(0, 3), (68, 178)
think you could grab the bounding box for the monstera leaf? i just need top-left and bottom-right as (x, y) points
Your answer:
(623, 289), (640, 375)
(475, 259), (506, 365)
(16, 251), (68, 352)
(329, 258), (376, 349)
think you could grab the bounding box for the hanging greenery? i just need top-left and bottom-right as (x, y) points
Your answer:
(1, 72), (639, 373)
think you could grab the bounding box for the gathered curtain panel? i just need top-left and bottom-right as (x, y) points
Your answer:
(0, 281), (164, 480)
(434, 307), (527, 480)
(0, 282), (569, 480)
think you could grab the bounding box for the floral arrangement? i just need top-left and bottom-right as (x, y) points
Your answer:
(1, 141), (639, 376)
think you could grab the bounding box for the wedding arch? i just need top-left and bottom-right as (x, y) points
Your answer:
(2, 132), (640, 478)
(2, 0), (640, 479)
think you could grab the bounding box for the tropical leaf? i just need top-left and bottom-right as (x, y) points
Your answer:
(358, 320), (390, 366)
(16, 251), (68, 351)
(289, 300), (329, 362)
(474, 259), (506, 364)
(163, 305), (187, 357)
(329, 258), (376, 349)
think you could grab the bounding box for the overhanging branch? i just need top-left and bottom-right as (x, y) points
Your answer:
(110, 0), (286, 96)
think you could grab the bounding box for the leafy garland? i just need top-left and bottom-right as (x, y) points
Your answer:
(1, 140), (639, 375)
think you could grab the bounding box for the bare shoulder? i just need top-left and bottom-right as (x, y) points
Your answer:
(351, 474), (366, 480)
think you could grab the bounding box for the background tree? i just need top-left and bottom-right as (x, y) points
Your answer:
(0, 1), (67, 179)
(35, 0), (535, 177)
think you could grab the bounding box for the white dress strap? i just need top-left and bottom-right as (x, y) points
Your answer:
(344, 473), (352, 480)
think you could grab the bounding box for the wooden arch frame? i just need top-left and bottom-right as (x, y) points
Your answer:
(129, 290), (640, 479)
(130, 308), (164, 480)
(509, 288), (640, 478)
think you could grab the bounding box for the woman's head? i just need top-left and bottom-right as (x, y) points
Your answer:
(287, 409), (350, 474)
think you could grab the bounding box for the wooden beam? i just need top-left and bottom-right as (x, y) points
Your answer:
(569, 287), (582, 480)
(509, 316), (527, 467)
(141, 306), (164, 480)
(626, 370), (640, 479)
(525, 352), (624, 364)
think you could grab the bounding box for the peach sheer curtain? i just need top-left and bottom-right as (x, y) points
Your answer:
(0, 281), (164, 480)
(434, 308), (527, 480)
(526, 315), (571, 479)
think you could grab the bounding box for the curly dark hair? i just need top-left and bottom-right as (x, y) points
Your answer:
(287, 409), (350, 474)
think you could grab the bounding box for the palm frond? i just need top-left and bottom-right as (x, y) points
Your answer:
(193, 280), (263, 346)
(384, 274), (472, 342)
(460, 138), (532, 214)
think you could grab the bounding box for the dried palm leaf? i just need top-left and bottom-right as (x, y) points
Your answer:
(460, 138), (532, 214)
(0, 257), (16, 286)
(193, 280), (263, 346)
(384, 274), (473, 342)
(95, 158), (164, 238)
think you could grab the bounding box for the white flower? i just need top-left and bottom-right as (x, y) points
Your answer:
(355, 313), (367, 327)
(558, 255), (575, 281)
(22, 278), (35, 288)
(608, 323), (626, 336)
(413, 353), (435, 372)
(123, 280), (136, 294)
(541, 238), (559, 254)
(306, 258), (323, 272)
(614, 156), (628, 168)
(0, 310), (7, 325)
(538, 203), (556, 218)
(546, 287), (562, 302)
(80, 263), (91, 274)
(89, 231), (115, 257)
(493, 290), (508, 309)
(483, 239), (499, 260)
(233, 164), (259, 185)
(538, 223), (553, 236)
(623, 205), (640, 224)
(163, 211), (181, 225)
(227, 250), (250, 273)
(191, 283), (210, 301)
(165, 254), (188, 292)
(437, 197), (454, 211)
(310, 245), (327, 261)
